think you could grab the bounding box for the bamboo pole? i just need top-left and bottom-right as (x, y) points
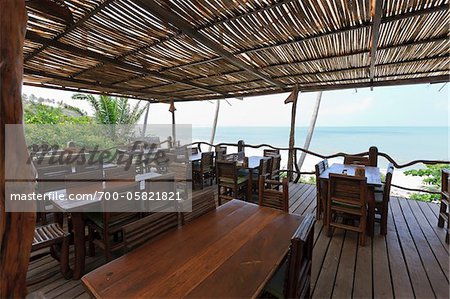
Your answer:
(208, 100), (221, 152)
(297, 91), (322, 170)
(284, 86), (299, 181)
(0, 1), (37, 297)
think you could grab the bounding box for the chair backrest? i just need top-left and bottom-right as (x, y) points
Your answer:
(34, 159), (71, 193)
(383, 163), (394, 202)
(344, 155), (370, 166)
(259, 158), (271, 178)
(285, 213), (315, 299)
(314, 159), (328, 196)
(237, 151), (245, 161)
(258, 176), (289, 212)
(104, 165), (137, 188)
(200, 152), (214, 172)
(328, 173), (367, 207)
(65, 169), (103, 195)
(123, 212), (179, 252)
(189, 147), (199, 155)
(101, 182), (140, 213)
(214, 146), (227, 161)
(183, 189), (216, 224)
(217, 161), (237, 182)
(270, 155), (281, 179)
(263, 149), (280, 157)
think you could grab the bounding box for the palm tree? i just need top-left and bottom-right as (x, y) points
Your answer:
(73, 94), (147, 140)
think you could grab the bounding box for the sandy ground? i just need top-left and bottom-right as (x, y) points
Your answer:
(235, 147), (426, 198)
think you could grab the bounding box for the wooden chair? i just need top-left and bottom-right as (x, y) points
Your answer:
(86, 182), (141, 261)
(343, 155), (370, 166)
(251, 157), (271, 192)
(217, 160), (248, 205)
(29, 223), (72, 284)
(167, 162), (191, 197)
(258, 176), (289, 212)
(34, 159), (71, 224)
(438, 168), (450, 243)
(145, 172), (177, 213)
(263, 149), (280, 157)
(192, 151), (214, 189)
(122, 212), (179, 253)
(182, 189), (216, 224)
(314, 159), (328, 222)
(373, 163), (394, 235)
(262, 213), (315, 299)
(327, 173), (368, 246)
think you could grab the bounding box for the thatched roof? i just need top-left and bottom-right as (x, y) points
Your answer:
(24, 0), (449, 102)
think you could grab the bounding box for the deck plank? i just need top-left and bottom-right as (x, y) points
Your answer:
(331, 232), (357, 299)
(372, 234), (394, 299)
(353, 236), (373, 299)
(390, 197), (435, 298)
(397, 197), (449, 298)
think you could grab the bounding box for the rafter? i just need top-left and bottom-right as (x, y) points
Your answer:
(25, 31), (231, 98)
(134, 0), (286, 90)
(24, 68), (178, 102)
(24, 0), (117, 63)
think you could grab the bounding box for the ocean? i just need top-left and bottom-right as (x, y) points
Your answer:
(192, 126), (449, 168)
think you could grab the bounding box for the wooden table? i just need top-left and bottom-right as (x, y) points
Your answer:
(50, 171), (162, 279)
(319, 163), (381, 234)
(319, 163), (382, 186)
(82, 200), (303, 298)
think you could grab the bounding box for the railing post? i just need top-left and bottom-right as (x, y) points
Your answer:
(369, 146), (378, 167)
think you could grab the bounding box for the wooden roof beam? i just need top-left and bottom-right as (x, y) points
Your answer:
(24, 68), (178, 102)
(134, 0), (287, 90)
(24, 0), (117, 63)
(369, 0), (383, 90)
(25, 31), (231, 98)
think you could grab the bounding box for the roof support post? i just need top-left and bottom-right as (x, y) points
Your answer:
(169, 101), (176, 148)
(284, 86), (300, 182)
(209, 100), (221, 152)
(0, 1), (37, 297)
(142, 102), (150, 138)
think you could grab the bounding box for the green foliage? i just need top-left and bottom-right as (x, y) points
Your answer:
(404, 164), (449, 202)
(22, 95), (122, 150)
(73, 94), (146, 125)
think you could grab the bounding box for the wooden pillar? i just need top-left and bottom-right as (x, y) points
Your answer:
(0, 1), (37, 297)
(169, 100), (176, 148)
(208, 100), (220, 152)
(285, 86), (299, 181)
(141, 102), (150, 138)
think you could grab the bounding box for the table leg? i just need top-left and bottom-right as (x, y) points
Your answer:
(71, 212), (85, 279)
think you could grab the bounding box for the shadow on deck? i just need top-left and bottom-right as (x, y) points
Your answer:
(27, 183), (449, 298)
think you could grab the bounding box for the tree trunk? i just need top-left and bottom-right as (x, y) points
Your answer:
(285, 86), (299, 182)
(0, 1), (37, 297)
(208, 100), (220, 152)
(141, 102), (150, 137)
(297, 91), (322, 170)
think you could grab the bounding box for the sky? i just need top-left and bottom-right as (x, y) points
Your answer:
(22, 82), (449, 127)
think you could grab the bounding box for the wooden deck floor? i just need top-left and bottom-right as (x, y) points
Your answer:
(27, 183), (449, 298)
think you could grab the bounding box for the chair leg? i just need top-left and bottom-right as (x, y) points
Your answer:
(380, 205), (388, 235)
(60, 236), (72, 279)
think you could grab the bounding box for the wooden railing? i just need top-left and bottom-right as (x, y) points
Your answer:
(190, 141), (449, 195)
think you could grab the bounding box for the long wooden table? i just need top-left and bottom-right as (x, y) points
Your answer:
(82, 200), (303, 298)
